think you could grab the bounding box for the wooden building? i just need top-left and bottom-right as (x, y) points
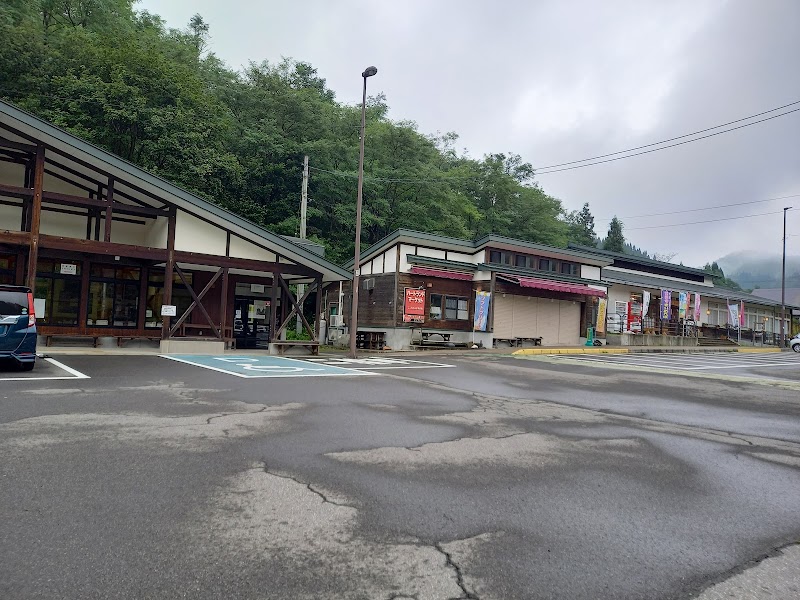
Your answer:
(0, 99), (351, 353)
(336, 230), (610, 350)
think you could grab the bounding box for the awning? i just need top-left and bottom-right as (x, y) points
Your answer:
(501, 274), (606, 297)
(410, 267), (473, 281)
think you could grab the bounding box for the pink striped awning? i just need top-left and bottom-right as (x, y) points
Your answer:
(501, 274), (606, 297)
(410, 267), (473, 281)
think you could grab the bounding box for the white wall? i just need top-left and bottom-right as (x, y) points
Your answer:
(39, 211), (85, 238)
(383, 246), (398, 272)
(605, 266), (713, 287)
(0, 160), (24, 187)
(175, 210), (227, 255)
(448, 251), (479, 264)
(229, 235), (277, 262)
(145, 216), (168, 248)
(416, 247), (446, 259)
(398, 244), (416, 271)
(110, 220), (147, 246)
(0, 203), (22, 231)
(581, 265), (602, 281)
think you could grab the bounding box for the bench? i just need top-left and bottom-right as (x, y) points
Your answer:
(45, 335), (100, 348)
(272, 340), (320, 355)
(117, 335), (162, 347)
(411, 329), (469, 349)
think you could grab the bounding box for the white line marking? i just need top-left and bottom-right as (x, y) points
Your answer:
(0, 357), (90, 381)
(160, 355), (375, 378)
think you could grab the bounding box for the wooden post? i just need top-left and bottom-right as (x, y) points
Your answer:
(315, 276), (322, 341)
(21, 162), (31, 231)
(79, 258), (90, 333)
(269, 271), (278, 343)
(25, 145), (45, 289)
(104, 176), (114, 243)
(219, 267), (229, 340)
(161, 208), (176, 340)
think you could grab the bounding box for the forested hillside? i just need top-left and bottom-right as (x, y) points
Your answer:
(0, 1), (597, 263)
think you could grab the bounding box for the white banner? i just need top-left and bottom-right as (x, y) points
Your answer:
(642, 291), (651, 318)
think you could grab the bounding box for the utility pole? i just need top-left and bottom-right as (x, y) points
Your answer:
(297, 155), (309, 336)
(781, 206), (791, 347)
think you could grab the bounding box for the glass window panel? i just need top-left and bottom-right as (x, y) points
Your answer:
(88, 281), (114, 326)
(429, 294), (442, 320)
(116, 267), (140, 281)
(146, 285), (164, 328)
(91, 265), (116, 279)
(114, 283), (139, 326)
(0, 255), (14, 270)
(489, 251), (501, 263)
(445, 296), (458, 319)
(538, 258), (551, 270)
(0, 273), (13, 285)
(50, 278), (80, 326)
(457, 298), (469, 320)
(515, 255), (527, 268)
(36, 258), (55, 274)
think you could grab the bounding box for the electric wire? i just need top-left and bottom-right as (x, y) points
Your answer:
(624, 210), (784, 231)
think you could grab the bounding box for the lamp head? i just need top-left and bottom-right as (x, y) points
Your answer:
(362, 66), (378, 78)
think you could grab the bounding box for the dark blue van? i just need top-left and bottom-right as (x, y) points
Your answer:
(0, 285), (37, 371)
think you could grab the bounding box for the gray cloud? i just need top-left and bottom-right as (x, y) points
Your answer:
(137, 0), (800, 267)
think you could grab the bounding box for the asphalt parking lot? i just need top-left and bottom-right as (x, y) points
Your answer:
(2, 352), (799, 599)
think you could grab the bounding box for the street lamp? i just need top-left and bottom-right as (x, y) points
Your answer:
(349, 66), (378, 358)
(781, 206), (792, 347)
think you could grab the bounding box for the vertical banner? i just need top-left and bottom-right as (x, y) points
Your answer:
(660, 290), (672, 320)
(403, 288), (426, 323)
(473, 291), (491, 332)
(728, 303), (739, 327)
(596, 297), (607, 333)
(678, 292), (688, 319)
(693, 293), (701, 321)
(740, 300), (745, 327)
(642, 291), (651, 318)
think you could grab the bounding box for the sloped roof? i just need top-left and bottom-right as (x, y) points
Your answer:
(0, 99), (351, 281)
(568, 243), (708, 276)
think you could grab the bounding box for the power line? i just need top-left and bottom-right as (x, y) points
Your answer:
(595, 193), (800, 222)
(534, 100), (800, 170)
(535, 107), (800, 174)
(625, 210), (784, 231)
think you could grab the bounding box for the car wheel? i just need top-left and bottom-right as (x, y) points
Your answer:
(19, 362), (35, 372)
(792, 344), (800, 353)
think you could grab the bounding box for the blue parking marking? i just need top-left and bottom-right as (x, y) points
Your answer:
(160, 355), (373, 378)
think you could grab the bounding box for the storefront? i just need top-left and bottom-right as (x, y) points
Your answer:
(0, 99), (350, 351)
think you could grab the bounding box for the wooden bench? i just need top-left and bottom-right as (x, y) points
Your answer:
(411, 330), (470, 349)
(493, 337), (543, 348)
(272, 340), (320, 355)
(45, 335), (100, 348)
(356, 331), (386, 350)
(117, 335), (162, 347)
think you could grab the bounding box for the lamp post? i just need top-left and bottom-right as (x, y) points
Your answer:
(349, 66), (378, 358)
(781, 206), (792, 347)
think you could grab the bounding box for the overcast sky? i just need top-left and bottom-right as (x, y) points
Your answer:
(137, 0), (800, 269)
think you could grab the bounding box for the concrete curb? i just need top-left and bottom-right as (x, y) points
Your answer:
(513, 346), (784, 356)
(513, 347), (629, 355)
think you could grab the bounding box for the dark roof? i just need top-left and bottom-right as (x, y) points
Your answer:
(567, 243), (708, 276)
(0, 99), (351, 281)
(348, 229), (612, 268)
(603, 270), (799, 308)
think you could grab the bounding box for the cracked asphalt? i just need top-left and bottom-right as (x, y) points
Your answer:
(1, 353), (799, 599)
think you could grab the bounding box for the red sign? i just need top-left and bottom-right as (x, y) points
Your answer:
(403, 288), (426, 323)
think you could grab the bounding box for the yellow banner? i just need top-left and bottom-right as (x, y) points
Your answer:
(596, 298), (607, 333)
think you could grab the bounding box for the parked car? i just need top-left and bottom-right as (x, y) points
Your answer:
(791, 333), (800, 353)
(0, 285), (37, 371)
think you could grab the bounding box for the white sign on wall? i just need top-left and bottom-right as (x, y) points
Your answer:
(161, 305), (177, 317)
(251, 284), (265, 293)
(60, 263), (77, 275)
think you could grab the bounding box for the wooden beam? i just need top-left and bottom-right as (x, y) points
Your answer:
(38, 234), (167, 261)
(78, 258), (90, 333)
(173, 250), (320, 277)
(169, 265), (222, 339)
(162, 208), (176, 340)
(26, 145), (44, 289)
(219, 267), (229, 337)
(0, 182), (33, 199)
(104, 176), (114, 242)
(269, 273), (278, 343)
(0, 136), (36, 153)
(275, 275), (316, 341)
(0, 230), (31, 246)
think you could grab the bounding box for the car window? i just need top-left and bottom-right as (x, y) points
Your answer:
(0, 291), (28, 316)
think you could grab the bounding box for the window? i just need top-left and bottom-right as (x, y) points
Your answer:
(429, 294), (468, 321)
(561, 262), (578, 275)
(429, 294), (443, 320)
(538, 258), (557, 271)
(145, 271), (193, 328)
(0, 255), (15, 285)
(33, 259), (82, 326)
(489, 250), (502, 263)
(88, 265), (141, 328)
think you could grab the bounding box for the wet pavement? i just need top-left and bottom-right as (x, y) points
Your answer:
(1, 353), (799, 599)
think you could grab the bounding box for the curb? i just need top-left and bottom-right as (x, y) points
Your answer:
(513, 348), (629, 355)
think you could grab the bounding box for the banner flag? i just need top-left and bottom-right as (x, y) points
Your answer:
(596, 297), (607, 333)
(693, 293), (701, 321)
(660, 290), (672, 320)
(473, 291), (491, 332)
(678, 292), (688, 319)
(642, 291), (651, 319)
(728, 303), (739, 328)
(740, 300), (745, 326)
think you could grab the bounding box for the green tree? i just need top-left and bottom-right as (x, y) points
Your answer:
(565, 203), (596, 246)
(603, 217), (625, 252)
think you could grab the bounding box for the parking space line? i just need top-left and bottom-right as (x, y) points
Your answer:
(0, 358), (90, 382)
(160, 355), (375, 378)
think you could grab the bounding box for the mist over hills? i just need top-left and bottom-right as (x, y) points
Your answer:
(717, 252), (800, 289)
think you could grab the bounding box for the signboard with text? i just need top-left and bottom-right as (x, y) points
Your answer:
(403, 288), (426, 323)
(473, 291), (491, 332)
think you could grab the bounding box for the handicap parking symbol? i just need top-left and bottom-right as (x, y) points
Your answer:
(161, 355), (373, 378)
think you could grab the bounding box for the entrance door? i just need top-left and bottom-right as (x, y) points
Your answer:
(233, 297), (271, 349)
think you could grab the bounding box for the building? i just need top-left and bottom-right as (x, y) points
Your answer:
(336, 229), (610, 350)
(570, 245), (796, 344)
(0, 99), (351, 353)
